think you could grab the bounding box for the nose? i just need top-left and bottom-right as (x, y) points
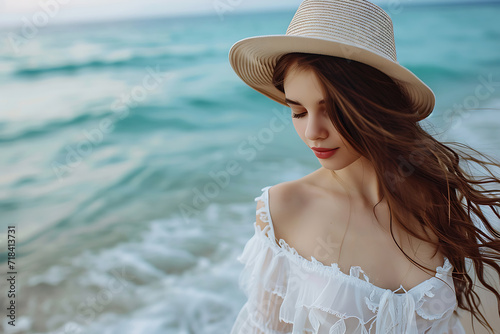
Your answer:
(305, 110), (329, 141)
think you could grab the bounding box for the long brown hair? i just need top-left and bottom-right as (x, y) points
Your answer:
(272, 52), (500, 333)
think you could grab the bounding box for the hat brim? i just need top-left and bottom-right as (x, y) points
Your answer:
(229, 35), (435, 120)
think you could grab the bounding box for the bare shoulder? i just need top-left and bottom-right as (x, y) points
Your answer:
(255, 180), (311, 243)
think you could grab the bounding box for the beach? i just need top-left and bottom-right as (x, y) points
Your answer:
(0, 2), (499, 333)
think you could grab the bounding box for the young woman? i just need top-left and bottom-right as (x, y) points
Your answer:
(229, 1), (500, 333)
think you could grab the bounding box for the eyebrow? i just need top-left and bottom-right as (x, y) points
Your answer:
(285, 98), (325, 106)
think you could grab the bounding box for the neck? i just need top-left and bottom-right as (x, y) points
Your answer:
(321, 157), (383, 206)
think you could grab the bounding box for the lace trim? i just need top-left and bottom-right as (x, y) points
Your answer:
(246, 309), (292, 334)
(254, 186), (454, 299)
(415, 286), (458, 320)
(246, 231), (457, 326)
(290, 305), (380, 334)
(248, 297), (379, 334)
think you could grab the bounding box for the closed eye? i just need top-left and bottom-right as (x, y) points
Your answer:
(292, 111), (307, 119)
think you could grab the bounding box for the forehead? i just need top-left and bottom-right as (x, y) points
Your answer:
(283, 67), (326, 101)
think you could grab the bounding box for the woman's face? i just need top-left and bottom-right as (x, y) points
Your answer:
(283, 67), (362, 170)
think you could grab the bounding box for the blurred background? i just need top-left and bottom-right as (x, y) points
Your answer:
(0, 0), (499, 333)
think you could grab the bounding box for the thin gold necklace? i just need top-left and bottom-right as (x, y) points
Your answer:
(336, 188), (352, 266)
(332, 162), (413, 291)
(331, 165), (355, 268)
(385, 204), (415, 291)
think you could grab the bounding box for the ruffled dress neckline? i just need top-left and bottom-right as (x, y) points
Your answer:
(230, 185), (465, 334)
(257, 185), (453, 298)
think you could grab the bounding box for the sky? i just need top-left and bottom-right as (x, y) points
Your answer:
(0, 0), (302, 27)
(0, 0), (498, 28)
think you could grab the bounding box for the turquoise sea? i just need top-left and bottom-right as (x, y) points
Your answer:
(0, 3), (499, 333)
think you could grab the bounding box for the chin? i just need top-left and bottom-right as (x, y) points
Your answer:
(320, 159), (359, 171)
(319, 162), (347, 171)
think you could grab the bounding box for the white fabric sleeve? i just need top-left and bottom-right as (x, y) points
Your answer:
(230, 197), (294, 334)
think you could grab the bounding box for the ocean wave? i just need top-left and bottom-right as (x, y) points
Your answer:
(14, 56), (149, 77)
(12, 210), (248, 334)
(114, 112), (201, 133)
(10, 44), (222, 77)
(0, 104), (203, 144)
(0, 113), (97, 143)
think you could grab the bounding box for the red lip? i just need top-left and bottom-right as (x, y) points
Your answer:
(311, 147), (339, 159)
(311, 147), (339, 152)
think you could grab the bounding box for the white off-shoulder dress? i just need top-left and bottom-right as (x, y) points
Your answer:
(230, 186), (466, 334)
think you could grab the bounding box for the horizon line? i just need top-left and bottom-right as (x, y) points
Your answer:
(0, 0), (498, 31)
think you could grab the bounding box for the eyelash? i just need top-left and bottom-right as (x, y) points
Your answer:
(292, 112), (306, 119)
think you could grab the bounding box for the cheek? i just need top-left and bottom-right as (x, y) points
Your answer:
(292, 120), (306, 138)
(342, 139), (361, 156)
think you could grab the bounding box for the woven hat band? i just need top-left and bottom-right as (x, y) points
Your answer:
(286, 0), (397, 62)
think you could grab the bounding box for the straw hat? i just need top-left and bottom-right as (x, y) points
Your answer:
(228, 0), (435, 120)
